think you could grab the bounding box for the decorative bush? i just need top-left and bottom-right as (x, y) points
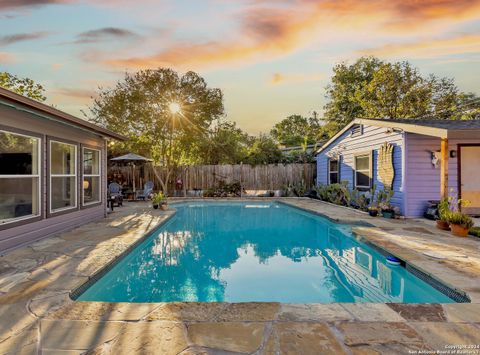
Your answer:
(202, 180), (242, 197)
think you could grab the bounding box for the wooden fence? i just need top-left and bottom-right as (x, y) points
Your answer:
(108, 163), (316, 192)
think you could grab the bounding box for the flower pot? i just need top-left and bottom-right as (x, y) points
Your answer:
(381, 210), (395, 219)
(436, 220), (450, 231)
(450, 223), (469, 237)
(153, 204), (159, 209)
(368, 209), (378, 217)
(160, 204), (168, 211)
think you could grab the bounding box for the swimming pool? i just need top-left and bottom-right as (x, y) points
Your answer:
(77, 201), (455, 303)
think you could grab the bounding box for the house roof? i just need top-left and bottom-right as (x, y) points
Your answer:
(316, 118), (480, 154)
(0, 87), (126, 141)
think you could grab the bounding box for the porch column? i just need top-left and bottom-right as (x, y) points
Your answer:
(440, 138), (449, 199)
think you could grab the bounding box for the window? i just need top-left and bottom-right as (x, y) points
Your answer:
(0, 130), (41, 224)
(50, 141), (77, 212)
(83, 147), (101, 205)
(354, 153), (372, 190)
(328, 159), (339, 184)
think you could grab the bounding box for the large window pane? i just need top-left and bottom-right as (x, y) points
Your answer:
(51, 177), (76, 210)
(51, 142), (75, 175)
(0, 131), (39, 175)
(83, 176), (100, 204)
(83, 149), (100, 175)
(0, 178), (39, 221)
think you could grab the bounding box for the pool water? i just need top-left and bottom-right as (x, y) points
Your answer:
(78, 202), (455, 303)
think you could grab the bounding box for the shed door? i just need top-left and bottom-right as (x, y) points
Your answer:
(460, 146), (480, 215)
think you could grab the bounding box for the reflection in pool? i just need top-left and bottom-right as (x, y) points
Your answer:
(77, 202), (454, 303)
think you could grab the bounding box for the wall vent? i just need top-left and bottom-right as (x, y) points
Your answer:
(351, 124), (363, 137)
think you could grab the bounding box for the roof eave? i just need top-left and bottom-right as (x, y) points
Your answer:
(0, 87), (126, 141)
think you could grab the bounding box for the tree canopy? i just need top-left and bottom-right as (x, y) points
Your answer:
(90, 68), (224, 192)
(0, 72), (46, 102)
(270, 114), (322, 147)
(323, 57), (480, 133)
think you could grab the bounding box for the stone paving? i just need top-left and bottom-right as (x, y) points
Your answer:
(0, 198), (479, 354)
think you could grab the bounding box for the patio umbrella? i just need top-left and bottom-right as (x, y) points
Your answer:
(110, 153), (153, 196)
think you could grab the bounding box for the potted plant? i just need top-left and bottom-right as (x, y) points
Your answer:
(378, 189), (395, 218)
(151, 192), (167, 210)
(367, 185), (378, 216)
(436, 198), (450, 231)
(447, 211), (474, 237)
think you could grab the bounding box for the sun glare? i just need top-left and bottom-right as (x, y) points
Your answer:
(169, 102), (181, 114)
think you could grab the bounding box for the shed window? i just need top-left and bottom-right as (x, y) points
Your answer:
(50, 141), (77, 212)
(83, 148), (101, 205)
(328, 159), (339, 184)
(354, 153), (372, 190)
(0, 130), (41, 224)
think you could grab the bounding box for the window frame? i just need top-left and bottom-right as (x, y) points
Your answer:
(48, 138), (79, 215)
(81, 146), (102, 208)
(354, 151), (373, 190)
(0, 126), (42, 228)
(327, 158), (340, 185)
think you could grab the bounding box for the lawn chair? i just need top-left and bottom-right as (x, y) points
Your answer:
(108, 182), (124, 207)
(136, 181), (154, 200)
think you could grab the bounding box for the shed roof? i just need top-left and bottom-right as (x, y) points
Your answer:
(0, 87), (125, 141)
(317, 118), (480, 154)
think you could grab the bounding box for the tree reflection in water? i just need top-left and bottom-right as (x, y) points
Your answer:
(78, 202), (454, 303)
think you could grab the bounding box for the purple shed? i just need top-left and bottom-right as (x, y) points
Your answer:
(316, 118), (480, 217)
(0, 87), (125, 252)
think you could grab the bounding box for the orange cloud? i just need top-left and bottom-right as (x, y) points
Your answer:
(359, 34), (480, 59)
(270, 72), (322, 85)
(99, 0), (480, 70)
(53, 87), (96, 101)
(0, 52), (15, 63)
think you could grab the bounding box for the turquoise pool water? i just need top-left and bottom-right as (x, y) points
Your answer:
(78, 202), (454, 303)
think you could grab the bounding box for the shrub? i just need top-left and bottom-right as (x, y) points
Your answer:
(469, 226), (480, 237)
(202, 181), (242, 197)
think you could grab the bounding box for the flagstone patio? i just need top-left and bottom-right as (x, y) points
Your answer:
(1, 199), (479, 354)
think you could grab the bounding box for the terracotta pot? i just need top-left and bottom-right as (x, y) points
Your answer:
(160, 204), (168, 211)
(450, 223), (469, 237)
(436, 220), (450, 231)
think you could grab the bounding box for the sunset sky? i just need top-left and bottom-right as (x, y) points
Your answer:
(1, 0), (480, 134)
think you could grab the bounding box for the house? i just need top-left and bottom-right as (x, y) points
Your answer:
(316, 118), (480, 217)
(0, 87), (124, 252)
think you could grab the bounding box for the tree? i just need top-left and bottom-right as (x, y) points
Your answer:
(0, 72), (46, 102)
(270, 114), (321, 147)
(245, 134), (283, 165)
(324, 57), (381, 131)
(358, 61), (432, 119)
(196, 120), (249, 164)
(323, 57), (480, 134)
(90, 68), (224, 194)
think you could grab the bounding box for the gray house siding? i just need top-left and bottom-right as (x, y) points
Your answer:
(404, 133), (480, 217)
(316, 125), (405, 213)
(0, 104), (107, 253)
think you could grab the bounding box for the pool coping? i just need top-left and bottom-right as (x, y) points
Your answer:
(70, 198), (472, 304)
(2, 198), (480, 354)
